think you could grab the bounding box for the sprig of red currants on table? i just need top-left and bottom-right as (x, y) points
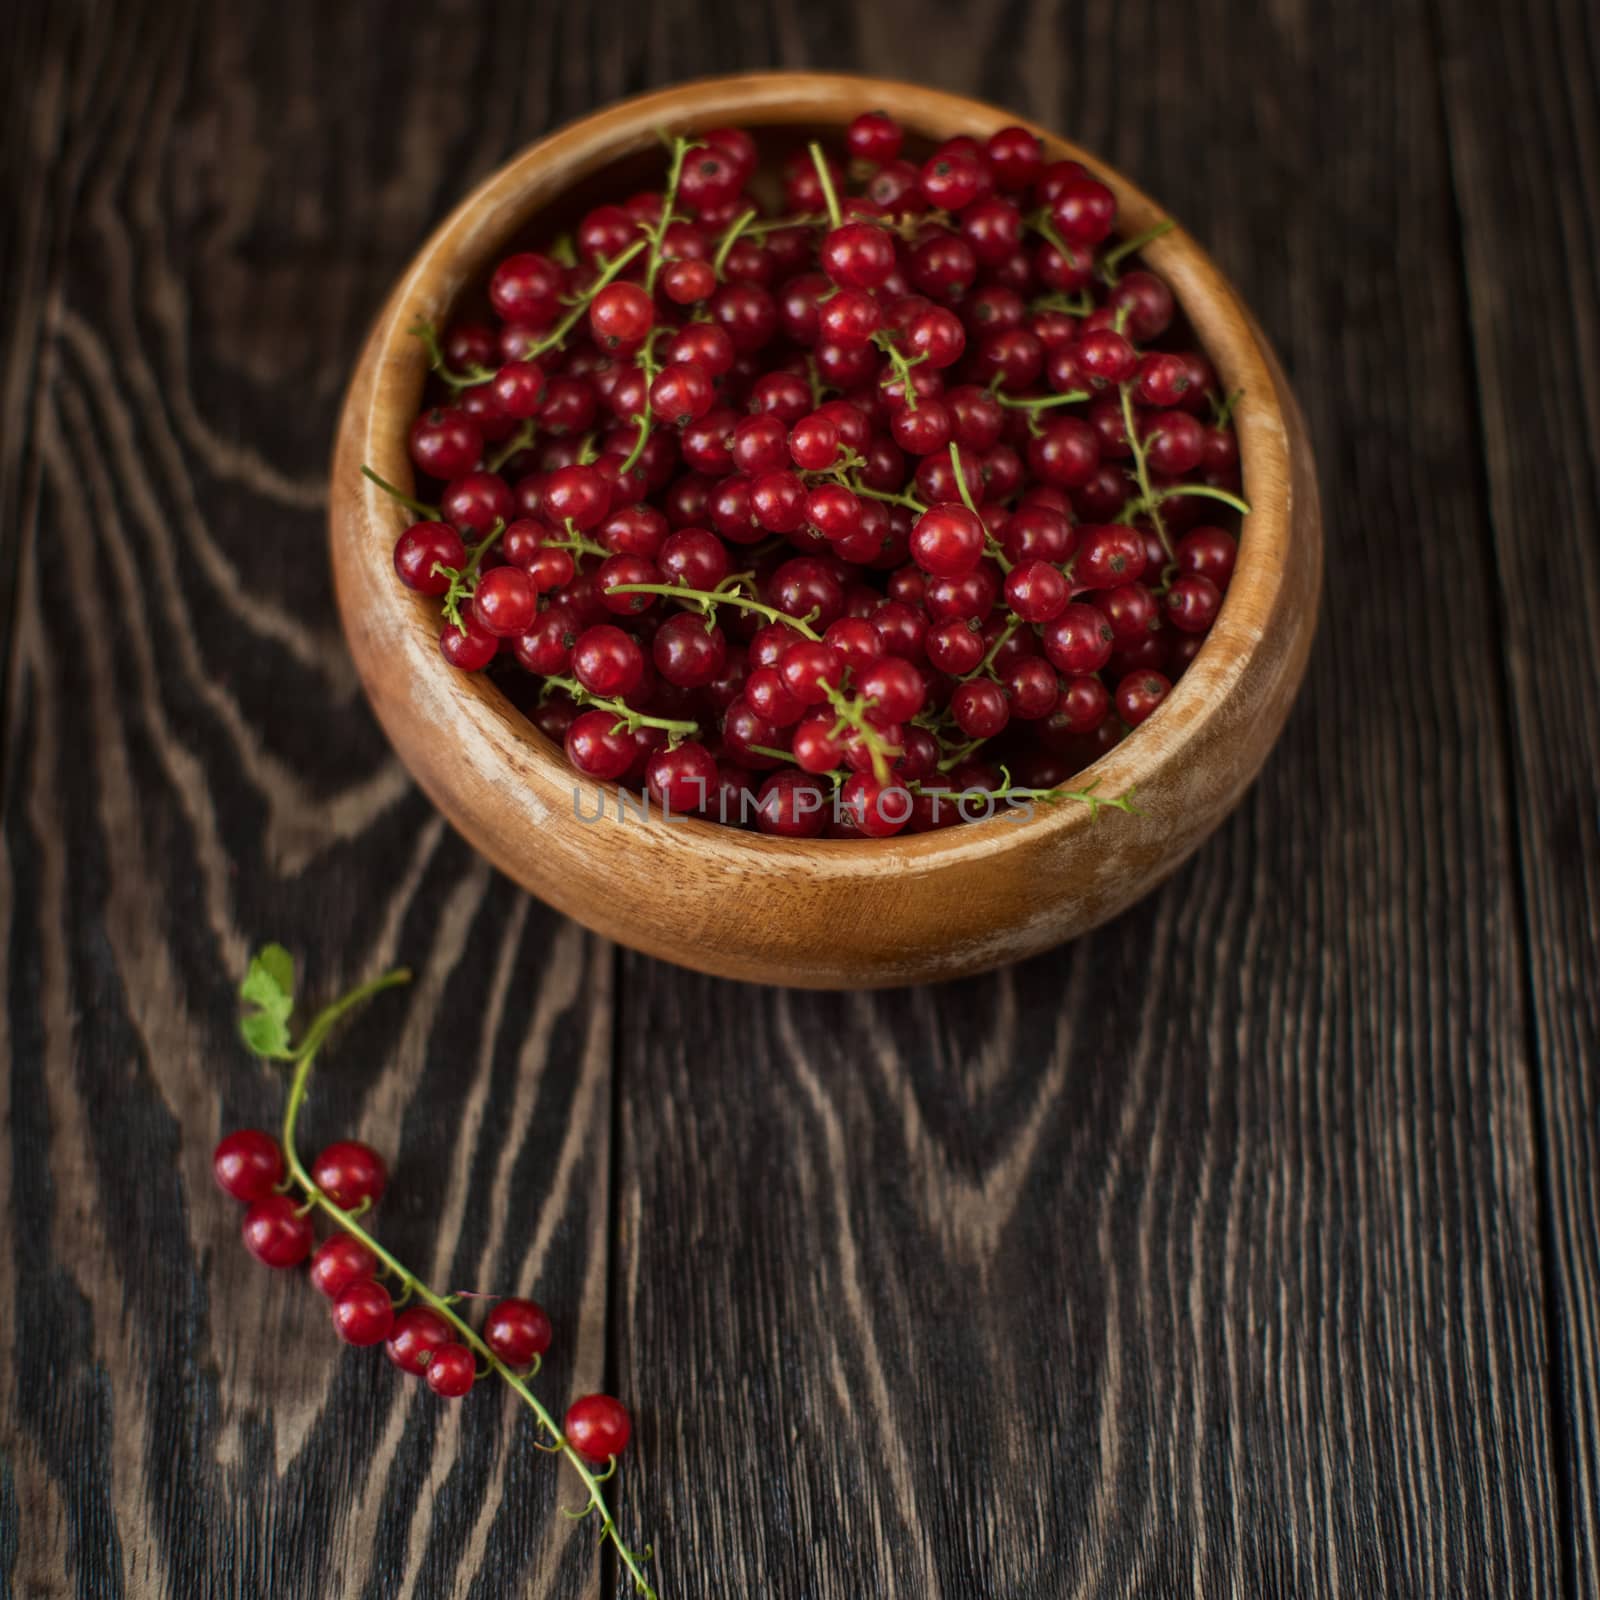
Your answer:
(373, 112), (1249, 838)
(215, 945), (655, 1595)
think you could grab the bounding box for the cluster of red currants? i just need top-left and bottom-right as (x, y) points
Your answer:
(380, 110), (1246, 837)
(212, 1127), (630, 1462)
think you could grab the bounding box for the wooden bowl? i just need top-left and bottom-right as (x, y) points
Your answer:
(330, 72), (1321, 988)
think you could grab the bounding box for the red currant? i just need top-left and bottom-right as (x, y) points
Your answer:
(311, 1141), (388, 1211)
(213, 1129), (284, 1202)
(241, 1195), (313, 1268)
(482, 1298), (553, 1366)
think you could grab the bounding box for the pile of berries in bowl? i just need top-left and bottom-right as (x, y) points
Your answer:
(331, 75), (1319, 985)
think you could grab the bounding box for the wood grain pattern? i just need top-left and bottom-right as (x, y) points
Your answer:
(1437, 0), (1600, 1588)
(0, 0), (1589, 1596)
(615, 0), (1567, 1593)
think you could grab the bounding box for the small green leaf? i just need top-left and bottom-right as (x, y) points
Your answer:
(240, 1010), (292, 1059)
(239, 944), (295, 1058)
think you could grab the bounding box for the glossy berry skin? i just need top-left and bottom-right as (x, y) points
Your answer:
(483, 1298), (553, 1367)
(409, 407), (482, 480)
(440, 613), (498, 672)
(1042, 603), (1115, 674)
(572, 625), (645, 697)
(846, 109), (903, 162)
(1175, 526), (1238, 589)
(489, 252), (563, 325)
(910, 504), (985, 578)
(1163, 573), (1223, 633)
(309, 1234), (379, 1299)
(650, 361), (714, 425)
(754, 771), (829, 837)
(778, 641), (846, 706)
(858, 656), (925, 722)
(821, 221), (895, 289)
(1055, 673), (1111, 734)
(1004, 560), (1069, 624)
(1027, 418), (1100, 487)
(1073, 525), (1147, 589)
(588, 282), (654, 348)
(927, 617), (985, 675)
(840, 773), (911, 838)
(565, 710), (635, 780)
(987, 126), (1042, 189)
(332, 1278), (395, 1347)
(241, 1195), (314, 1268)
(654, 612), (728, 687)
(646, 741), (720, 813)
(424, 1343), (476, 1398)
(564, 1394), (633, 1463)
(386, 1307), (454, 1375)
(1116, 670), (1172, 726)
(394, 523), (466, 596)
(312, 1141), (388, 1211)
(472, 566), (538, 638)
(951, 678), (1010, 739)
(789, 413), (839, 471)
(213, 1130), (284, 1202)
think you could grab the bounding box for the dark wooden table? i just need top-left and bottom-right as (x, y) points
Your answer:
(4, 2), (1597, 1595)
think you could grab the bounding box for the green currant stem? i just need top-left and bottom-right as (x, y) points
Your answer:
(935, 736), (988, 773)
(1148, 482), (1252, 517)
(993, 388), (1089, 412)
(945, 443), (1012, 572)
(807, 141), (843, 230)
(644, 137), (691, 295)
(408, 321), (496, 391)
(486, 419), (537, 474)
(605, 582), (822, 641)
(1117, 382), (1174, 563)
(968, 614), (1020, 680)
(435, 521), (505, 630)
(619, 415), (652, 476)
(544, 675), (700, 740)
(819, 684), (898, 786)
(871, 332), (927, 412)
(550, 519), (610, 560)
(1029, 290), (1094, 318)
(1099, 219), (1175, 284)
(713, 207), (759, 277)
(1212, 387), (1244, 429)
(275, 978), (657, 1600)
(528, 238), (650, 359)
(361, 465), (439, 521)
(1025, 210), (1075, 258)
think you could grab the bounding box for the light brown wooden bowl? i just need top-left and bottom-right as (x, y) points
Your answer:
(330, 72), (1321, 988)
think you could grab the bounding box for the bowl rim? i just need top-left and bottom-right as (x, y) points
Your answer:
(334, 70), (1297, 880)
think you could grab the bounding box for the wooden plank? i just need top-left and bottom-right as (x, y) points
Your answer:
(1437, 0), (1600, 1588)
(0, 4), (624, 1595)
(614, 1), (1566, 1594)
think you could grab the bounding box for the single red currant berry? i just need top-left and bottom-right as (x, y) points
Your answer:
(565, 710), (636, 780)
(732, 414), (791, 475)
(309, 1234), (379, 1299)
(919, 150), (983, 211)
(858, 656), (925, 722)
(911, 504), (985, 578)
(440, 612), (498, 672)
(1133, 352), (1193, 408)
(572, 624), (645, 697)
(1163, 573), (1223, 633)
(482, 1298), (554, 1367)
(1056, 673), (1111, 734)
(311, 1141), (388, 1211)
(659, 527), (730, 590)
(1042, 602), (1115, 674)
(649, 361), (714, 425)
(213, 1129), (285, 1202)
(440, 472), (513, 537)
(1116, 669), (1172, 725)
(490, 360), (547, 419)
(818, 288), (882, 346)
(1175, 526), (1238, 589)
(1073, 524), (1148, 589)
(1004, 560), (1070, 624)
(653, 611), (728, 687)
(386, 1306), (454, 1375)
(821, 221), (896, 289)
(394, 522), (466, 596)
(332, 1278), (394, 1346)
(1109, 270), (1175, 342)
(951, 678), (1010, 739)
(839, 772), (911, 838)
(1027, 417), (1101, 488)
(588, 282), (655, 349)
(409, 407), (482, 480)
(846, 109), (903, 163)
(1004, 656), (1060, 719)
(1050, 177), (1117, 244)
(1099, 582), (1160, 645)
(778, 640), (846, 705)
(987, 125), (1042, 189)
(1142, 410), (1206, 476)
(646, 740), (719, 813)
(241, 1194), (314, 1268)
(789, 412), (840, 471)
(564, 1394), (632, 1463)
(927, 617), (985, 675)
(906, 308), (966, 369)
(543, 463), (611, 530)
(471, 565), (537, 638)
(663, 258), (717, 305)
(822, 616), (883, 674)
(489, 252), (563, 325)
(754, 770), (829, 837)
(424, 1343), (476, 1398)
(595, 553), (661, 616)
(891, 400), (953, 457)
